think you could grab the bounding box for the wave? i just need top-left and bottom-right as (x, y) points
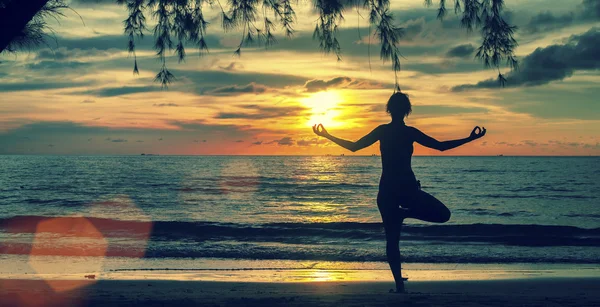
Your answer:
(454, 208), (539, 217)
(2, 216), (599, 263)
(481, 194), (596, 200)
(462, 169), (547, 174)
(1, 216), (599, 248)
(564, 214), (600, 219)
(176, 182), (375, 194)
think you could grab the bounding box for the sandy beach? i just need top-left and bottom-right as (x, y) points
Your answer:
(2, 277), (599, 307)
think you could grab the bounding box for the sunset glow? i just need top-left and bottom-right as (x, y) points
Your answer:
(0, 1), (598, 156)
(302, 91), (343, 128)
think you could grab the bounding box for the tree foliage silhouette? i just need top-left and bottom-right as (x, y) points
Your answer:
(0, 0), (69, 54)
(0, 0), (518, 89)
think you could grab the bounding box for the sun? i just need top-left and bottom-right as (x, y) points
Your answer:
(301, 91), (343, 128)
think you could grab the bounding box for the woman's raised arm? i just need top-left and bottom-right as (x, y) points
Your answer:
(313, 124), (382, 152)
(412, 126), (486, 151)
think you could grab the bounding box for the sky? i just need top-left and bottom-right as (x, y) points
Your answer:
(0, 0), (599, 155)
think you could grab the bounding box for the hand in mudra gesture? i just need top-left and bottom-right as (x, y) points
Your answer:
(469, 126), (487, 140)
(312, 124), (329, 137)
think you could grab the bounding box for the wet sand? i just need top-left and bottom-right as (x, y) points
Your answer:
(1, 277), (599, 306)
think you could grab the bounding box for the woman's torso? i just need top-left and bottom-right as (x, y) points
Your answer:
(378, 122), (418, 189)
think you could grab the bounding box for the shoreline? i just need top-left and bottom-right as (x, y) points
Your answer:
(2, 261), (599, 306)
(2, 277), (599, 306)
(3, 266), (600, 283)
(2, 256), (598, 283)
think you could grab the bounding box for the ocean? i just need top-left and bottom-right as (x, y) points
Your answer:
(0, 156), (599, 280)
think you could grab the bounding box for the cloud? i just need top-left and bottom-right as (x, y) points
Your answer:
(522, 140), (539, 147)
(153, 103), (179, 107)
(296, 138), (328, 146)
(548, 140), (591, 148)
(234, 140), (244, 143)
(304, 77), (385, 92)
(400, 17), (427, 41)
(81, 99), (95, 103)
(26, 61), (90, 70)
(453, 27), (600, 91)
(360, 103), (488, 116)
(0, 81), (93, 92)
(71, 0), (119, 5)
(0, 121), (255, 154)
(0, 122), (113, 147)
(525, 11), (575, 34)
(219, 62), (243, 71)
(48, 34), (223, 52)
(252, 141), (263, 145)
(445, 44), (475, 58)
(413, 105), (488, 115)
(581, 0), (600, 20)
(267, 137), (294, 146)
(305, 77), (352, 92)
(215, 104), (307, 120)
(492, 140), (598, 149)
(79, 86), (162, 97)
(205, 83), (270, 96)
(103, 137), (127, 142)
(496, 85), (600, 120)
(176, 70), (306, 93)
(166, 119), (258, 136)
(263, 9), (469, 58)
(524, 0), (599, 34)
(36, 47), (115, 61)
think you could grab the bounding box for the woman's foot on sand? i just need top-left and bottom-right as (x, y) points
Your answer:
(389, 285), (405, 294)
(389, 281), (406, 293)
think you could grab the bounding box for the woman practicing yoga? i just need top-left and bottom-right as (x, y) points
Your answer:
(312, 92), (486, 293)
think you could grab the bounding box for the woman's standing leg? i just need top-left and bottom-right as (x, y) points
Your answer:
(378, 193), (405, 292)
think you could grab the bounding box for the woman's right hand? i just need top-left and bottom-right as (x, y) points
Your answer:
(469, 126), (486, 140)
(312, 124), (329, 137)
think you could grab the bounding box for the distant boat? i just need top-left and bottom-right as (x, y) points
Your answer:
(141, 153), (158, 156)
(371, 154), (378, 157)
(497, 154), (504, 157)
(340, 154), (345, 156)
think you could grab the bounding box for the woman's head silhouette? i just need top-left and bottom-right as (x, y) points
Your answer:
(386, 92), (412, 119)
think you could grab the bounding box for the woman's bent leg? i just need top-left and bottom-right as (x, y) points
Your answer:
(403, 190), (451, 223)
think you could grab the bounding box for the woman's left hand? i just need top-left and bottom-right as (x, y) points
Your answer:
(469, 126), (486, 140)
(312, 124), (329, 137)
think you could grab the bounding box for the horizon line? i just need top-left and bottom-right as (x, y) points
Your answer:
(1, 154), (598, 157)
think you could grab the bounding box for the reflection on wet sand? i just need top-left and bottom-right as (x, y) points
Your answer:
(0, 196), (153, 306)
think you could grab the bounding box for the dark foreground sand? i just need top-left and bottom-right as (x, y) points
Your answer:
(2, 278), (599, 307)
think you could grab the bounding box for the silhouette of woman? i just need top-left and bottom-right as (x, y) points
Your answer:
(312, 92), (486, 293)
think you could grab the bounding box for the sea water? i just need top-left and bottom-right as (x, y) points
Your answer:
(0, 156), (598, 279)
